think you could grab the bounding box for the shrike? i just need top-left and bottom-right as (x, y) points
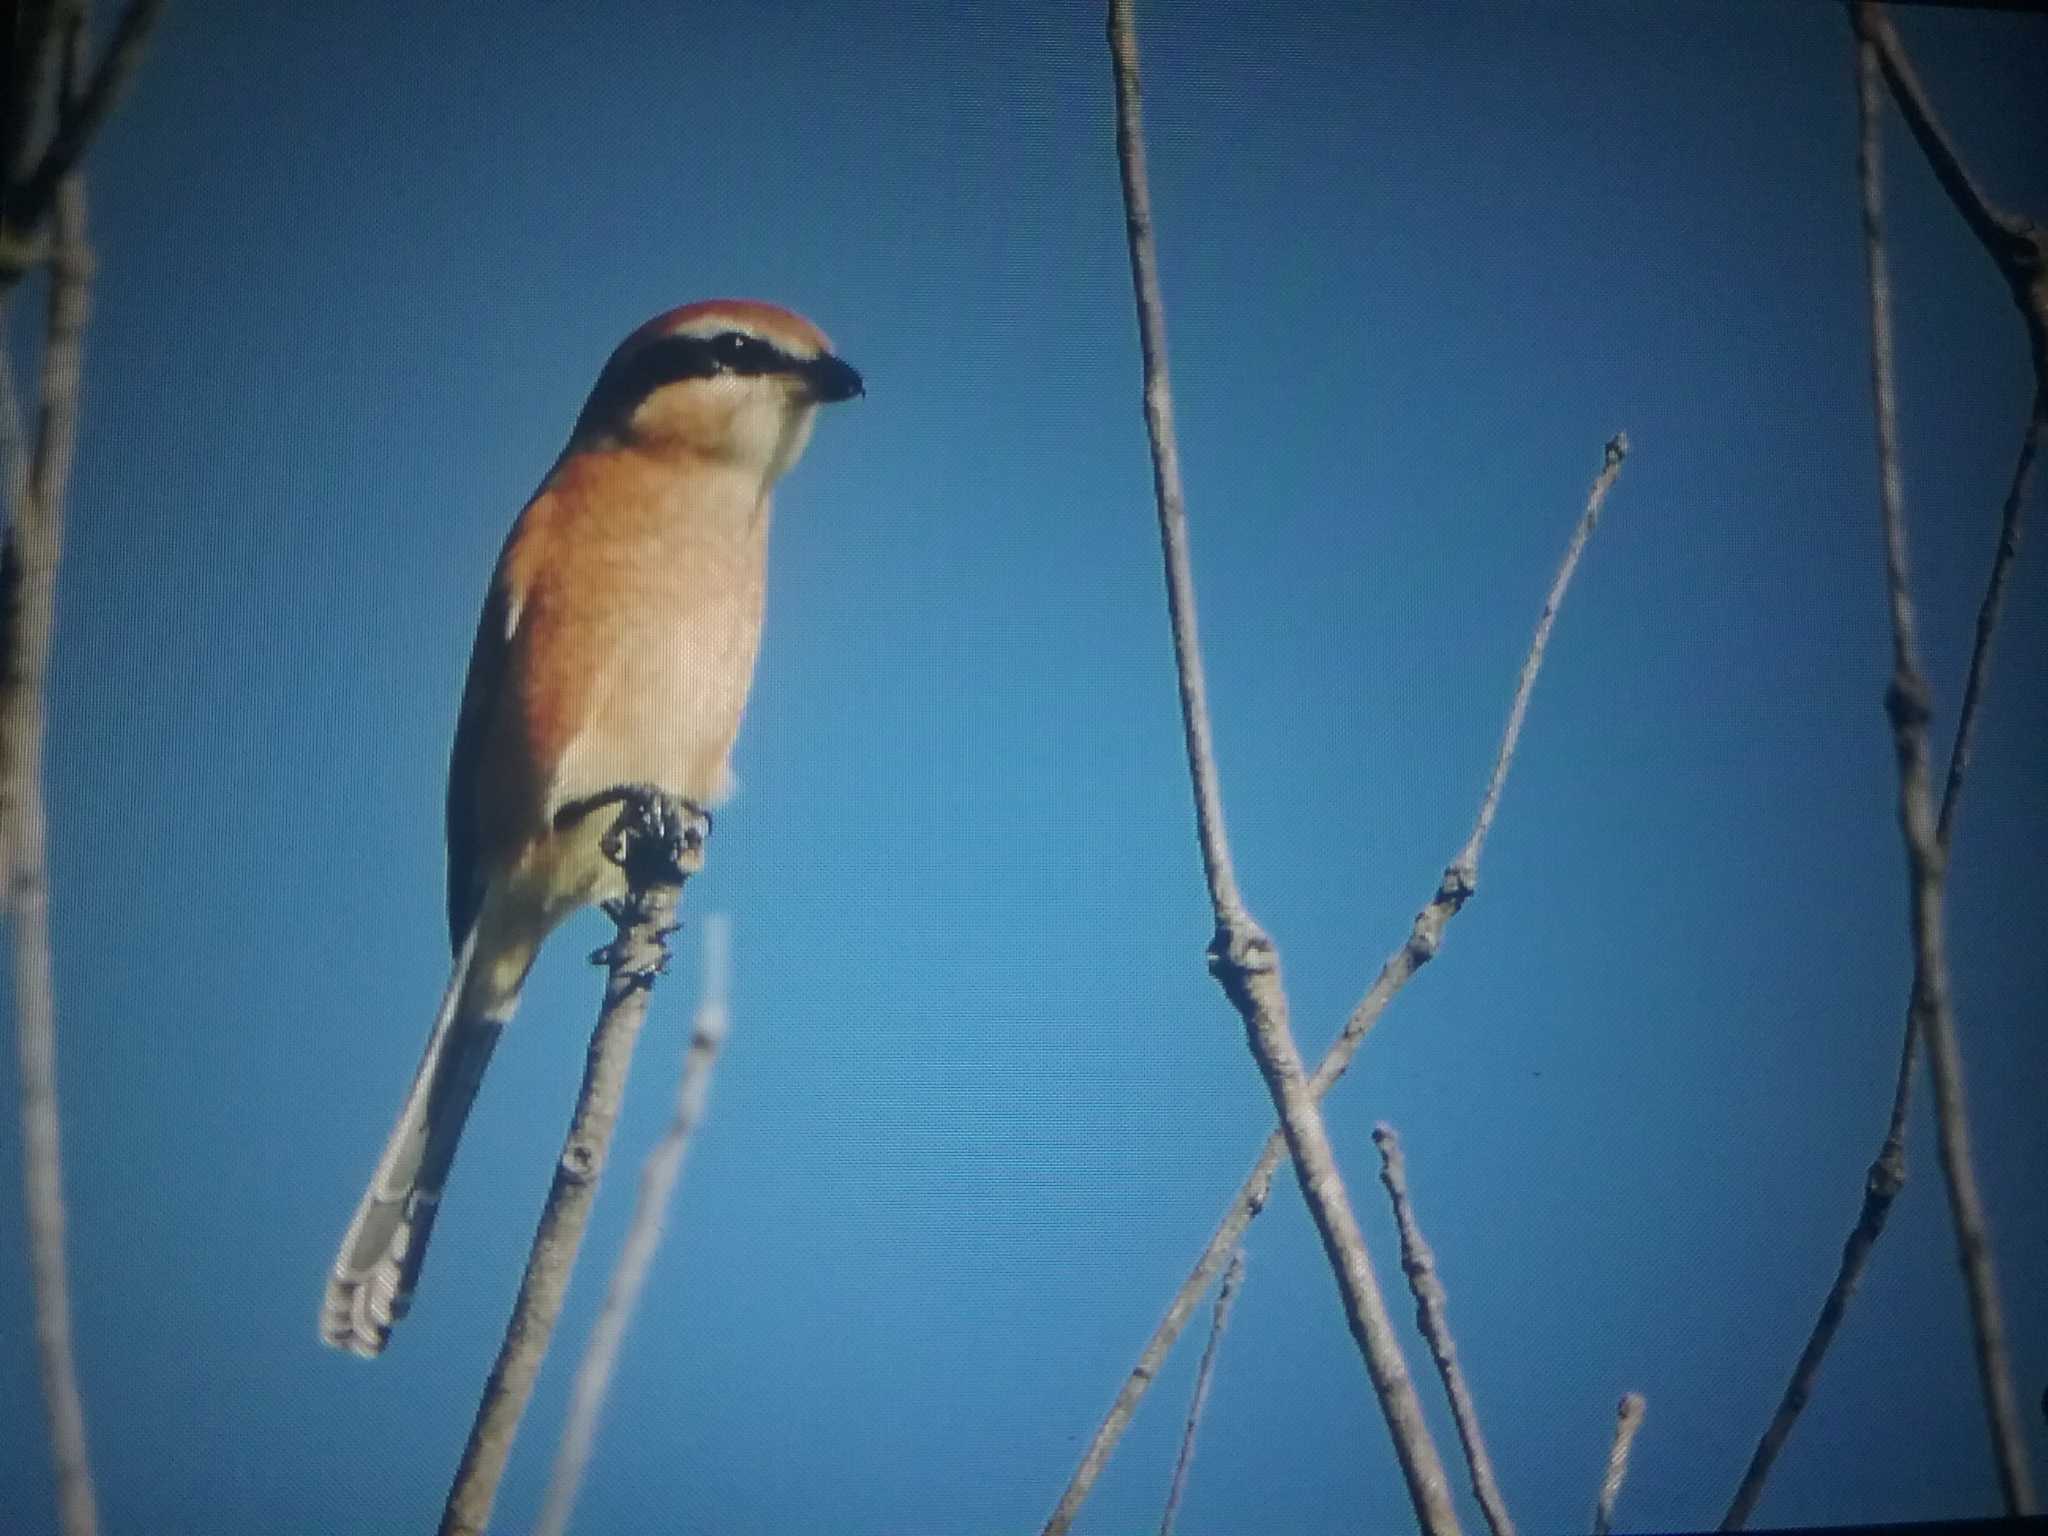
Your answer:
(321, 300), (861, 1357)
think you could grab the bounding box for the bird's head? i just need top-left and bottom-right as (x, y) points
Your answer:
(569, 300), (862, 480)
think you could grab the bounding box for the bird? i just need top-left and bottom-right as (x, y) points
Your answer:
(320, 300), (862, 1357)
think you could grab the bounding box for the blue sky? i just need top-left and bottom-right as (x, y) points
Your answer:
(4, 2), (2045, 1532)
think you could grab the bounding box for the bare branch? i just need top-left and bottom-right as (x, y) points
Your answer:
(1458, 434), (1627, 878)
(1858, 4), (2048, 389)
(1937, 392), (2040, 855)
(1157, 1248), (1244, 1536)
(3, 149), (100, 1536)
(1721, 4), (2048, 1520)
(4, 0), (64, 189)
(0, 0), (165, 296)
(1720, 388), (2042, 1530)
(1043, 438), (1625, 1535)
(438, 804), (701, 1536)
(1375, 1125), (1515, 1536)
(535, 914), (732, 1536)
(1846, 14), (2035, 1514)
(1593, 1393), (1645, 1536)
(1103, 2), (1458, 1530)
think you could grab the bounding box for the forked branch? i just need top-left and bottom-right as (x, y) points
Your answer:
(1842, 13), (2034, 1514)
(1722, 6), (2045, 1524)
(1104, 0), (1458, 1529)
(1043, 436), (1626, 1535)
(0, 0), (165, 296)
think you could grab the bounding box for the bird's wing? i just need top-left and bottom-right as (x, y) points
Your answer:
(444, 570), (514, 952)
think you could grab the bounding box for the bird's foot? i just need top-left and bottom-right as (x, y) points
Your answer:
(569, 786), (707, 973)
(556, 784), (711, 879)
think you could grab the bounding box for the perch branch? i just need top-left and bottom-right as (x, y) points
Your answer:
(1043, 436), (1625, 1535)
(534, 914), (732, 1536)
(1156, 1248), (1244, 1536)
(1593, 1393), (1645, 1536)
(1847, 16), (2034, 1514)
(1104, 1), (1457, 1530)
(1375, 1125), (1515, 1536)
(438, 797), (702, 1536)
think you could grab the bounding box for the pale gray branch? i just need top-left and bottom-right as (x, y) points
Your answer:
(1720, 389), (2042, 1531)
(535, 915), (732, 1536)
(1721, 8), (2046, 1523)
(1375, 1125), (1515, 1536)
(438, 810), (700, 1536)
(1459, 435), (1627, 877)
(1043, 437), (1625, 1536)
(1846, 14), (2035, 1514)
(1157, 1248), (1244, 1536)
(1104, 2), (1458, 1530)
(1858, 4), (2048, 389)
(1593, 1393), (1645, 1536)
(2, 144), (100, 1536)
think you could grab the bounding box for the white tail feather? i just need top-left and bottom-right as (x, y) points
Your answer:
(320, 929), (504, 1357)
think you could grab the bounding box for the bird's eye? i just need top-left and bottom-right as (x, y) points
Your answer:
(710, 331), (768, 370)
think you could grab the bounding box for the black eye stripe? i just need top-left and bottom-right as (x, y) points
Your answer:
(641, 332), (790, 383)
(573, 331), (800, 437)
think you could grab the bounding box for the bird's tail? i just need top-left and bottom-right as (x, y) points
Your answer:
(321, 930), (508, 1357)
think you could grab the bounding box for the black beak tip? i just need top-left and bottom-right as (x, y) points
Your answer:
(810, 354), (864, 403)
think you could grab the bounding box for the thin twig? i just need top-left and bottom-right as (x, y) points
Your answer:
(1043, 436), (1626, 1536)
(1375, 1125), (1515, 1536)
(1593, 1393), (1645, 1536)
(1721, 6), (2046, 1521)
(1157, 1248), (1244, 1536)
(438, 807), (699, 1536)
(1858, 4), (2048, 389)
(0, 0), (159, 296)
(534, 914), (732, 1536)
(0, 0), (164, 297)
(1937, 392), (2040, 857)
(2, 115), (99, 1536)
(1455, 434), (1627, 881)
(1105, 2), (1458, 1530)
(1848, 16), (2034, 1515)
(1720, 389), (2041, 1528)
(4, 0), (65, 188)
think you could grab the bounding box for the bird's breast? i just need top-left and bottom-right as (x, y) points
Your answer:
(503, 453), (772, 821)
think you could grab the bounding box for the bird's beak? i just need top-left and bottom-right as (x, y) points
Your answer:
(802, 353), (864, 403)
